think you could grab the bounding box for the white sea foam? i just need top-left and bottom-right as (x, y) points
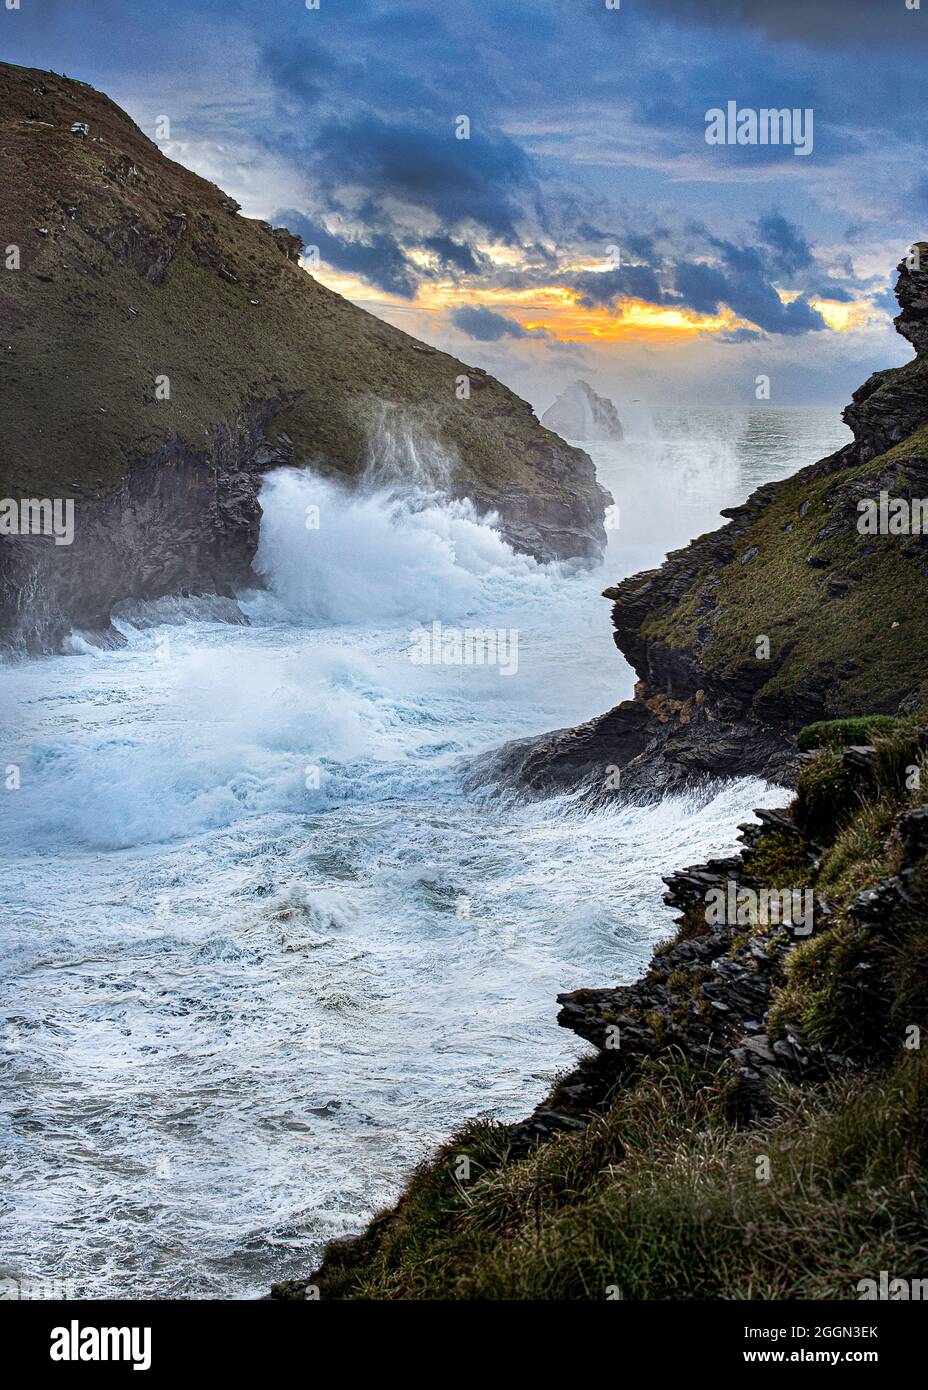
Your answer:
(0, 409), (850, 1298)
(248, 467), (542, 625)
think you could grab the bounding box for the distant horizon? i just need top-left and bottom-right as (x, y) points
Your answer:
(528, 379), (858, 420)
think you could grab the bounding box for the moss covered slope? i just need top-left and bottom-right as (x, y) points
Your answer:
(614, 248), (928, 729)
(473, 247), (928, 802)
(0, 63), (599, 513)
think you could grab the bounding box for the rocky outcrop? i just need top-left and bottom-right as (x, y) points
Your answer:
(474, 247), (928, 801)
(541, 380), (624, 442)
(518, 733), (928, 1145)
(506, 809), (825, 1151)
(0, 63), (608, 651)
(1, 409), (287, 650)
(894, 243), (928, 354)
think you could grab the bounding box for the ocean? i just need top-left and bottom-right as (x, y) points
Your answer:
(0, 406), (850, 1298)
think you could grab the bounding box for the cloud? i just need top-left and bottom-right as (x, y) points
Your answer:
(815, 285), (854, 304)
(572, 264), (665, 308)
(718, 327), (763, 343)
(565, 234), (827, 336)
(756, 213), (813, 274)
(419, 235), (482, 274)
(874, 286), (900, 318)
(274, 208), (419, 298)
(646, 0), (923, 49)
(449, 306), (535, 340)
(258, 35), (357, 106)
(313, 115), (540, 243)
(674, 247), (826, 334)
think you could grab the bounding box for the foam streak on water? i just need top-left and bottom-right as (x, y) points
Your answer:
(0, 408), (849, 1298)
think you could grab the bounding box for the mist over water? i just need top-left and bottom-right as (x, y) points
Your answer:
(0, 407), (849, 1297)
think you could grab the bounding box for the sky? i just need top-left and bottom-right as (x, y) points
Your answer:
(4, 0), (927, 412)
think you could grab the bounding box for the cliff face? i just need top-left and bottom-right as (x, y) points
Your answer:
(475, 248), (928, 800)
(0, 63), (608, 650)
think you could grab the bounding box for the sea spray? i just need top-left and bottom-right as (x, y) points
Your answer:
(249, 467), (541, 625)
(0, 414), (848, 1297)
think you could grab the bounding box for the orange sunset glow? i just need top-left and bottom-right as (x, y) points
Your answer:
(309, 263), (875, 344)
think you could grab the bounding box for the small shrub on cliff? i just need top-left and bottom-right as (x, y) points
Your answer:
(741, 828), (814, 888)
(873, 719), (928, 798)
(797, 716), (900, 752)
(769, 917), (894, 1056)
(793, 747), (860, 840)
(770, 730), (927, 1058)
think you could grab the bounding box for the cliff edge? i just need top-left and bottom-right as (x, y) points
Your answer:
(281, 717), (928, 1300)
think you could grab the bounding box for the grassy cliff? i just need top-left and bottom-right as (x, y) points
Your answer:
(613, 248), (928, 730)
(286, 720), (928, 1300)
(475, 247), (928, 802)
(0, 62), (597, 507)
(0, 62), (605, 647)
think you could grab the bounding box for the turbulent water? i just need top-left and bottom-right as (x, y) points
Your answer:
(0, 407), (849, 1299)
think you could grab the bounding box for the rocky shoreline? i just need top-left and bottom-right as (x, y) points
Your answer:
(275, 717), (928, 1299)
(269, 245), (928, 1300)
(469, 248), (928, 804)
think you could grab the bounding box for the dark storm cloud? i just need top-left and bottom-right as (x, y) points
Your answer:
(258, 35), (359, 106)
(573, 264), (666, 309)
(575, 228), (664, 264)
(449, 306), (535, 340)
(419, 235), (482, 274)
(308, 114), (540, 244)
(274, 208), (419, 298)
(816, 286), (854, 303)
(674, 246), (826, 334)
(756, 213), (814, 275)
(566, 237), (826, 336)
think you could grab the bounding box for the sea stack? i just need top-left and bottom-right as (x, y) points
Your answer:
(541, 380), (624, 442)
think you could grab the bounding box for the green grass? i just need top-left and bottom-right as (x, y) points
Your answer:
(314, 1051), (928, 1300)
(0, 61), (592, 519)
(772, 731), (927, 1056)
(638, 413), (928, 718)
(798, 716), (902, 751)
